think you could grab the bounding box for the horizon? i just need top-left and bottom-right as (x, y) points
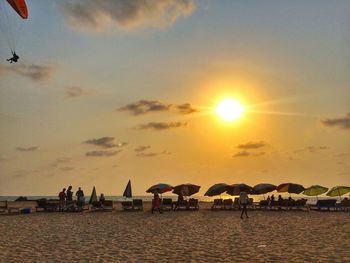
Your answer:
(1, 0), (349, 196)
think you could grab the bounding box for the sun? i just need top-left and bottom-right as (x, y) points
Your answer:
(216, 99), (244, 121)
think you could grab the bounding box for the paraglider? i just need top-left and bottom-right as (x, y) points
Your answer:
(6, 51), (19, 63)
(0, 0), (28, 63)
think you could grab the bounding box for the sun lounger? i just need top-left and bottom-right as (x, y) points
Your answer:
(293, 199), (308, 211)
(132, 199), (143, 211)
(35, 199), (60, 212)
(121, 201), (133, 211)
(5, 201), (38, 214)
(338, 199), (350, 212)
(309, 199), (337, 211)
(188, 198), (199, 210)
(161, 198), (173, 211)
(175, 200), (188, 211)
(211, 199), (223, 210)
(232, 198), (240, 210)
(223, 199), (233, 210)
(0, 201), (7, 214)
(91, 200), (113, 211)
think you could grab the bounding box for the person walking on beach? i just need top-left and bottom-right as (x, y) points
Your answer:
(152, 190), (162, 214)
(66, 186), (74, 211)
(239, 191), (249, 219)
(58, 188), (66, 212)
(173, 193), (184, 211)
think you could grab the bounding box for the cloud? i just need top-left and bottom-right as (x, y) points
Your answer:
(175, 103), (198, 114)
(59, 0), (195, 31)
(0, 64), (53, 82)
(16, 146), (38, 152)
(85, 150), (122, 157)
(119, 100), (171, 115)
(134, 145), (151, 152)
(233, 151), (265, 158)
(85, 137), (115, 148)
(137, 122), (187, 130)
(321, 113), (350, 130)
(237, 141), (266, 149)
(60, 166), (74, 171)
(65, 86), (91, 98)
(136, 152), (159, 157)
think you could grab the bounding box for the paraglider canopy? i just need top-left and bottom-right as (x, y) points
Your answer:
(6, 0), (28, 19)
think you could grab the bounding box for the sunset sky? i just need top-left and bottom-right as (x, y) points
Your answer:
(0, 0), (349, 196)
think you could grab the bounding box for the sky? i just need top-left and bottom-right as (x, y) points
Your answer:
(0, 0), (349, 196)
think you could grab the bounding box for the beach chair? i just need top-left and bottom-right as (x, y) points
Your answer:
(132, 199), (143, 211)
(161, 198), (173, 211)
(211, 199), (223, 210)
(294, 199), (308, 211)
(338, 199), (350, 212)
(188, 198), (199, 210)
(0, 201), (8, 214)
(223, 199), (233, 210)
(232, 198), (240, 210)
(91, 200), (113, 211)
(6, 201), (38, 214)
(309, 199), (337, 211)
(257, 200), (269, 210)
(175, 200), (188, 211)
(121, 201), (133, 211)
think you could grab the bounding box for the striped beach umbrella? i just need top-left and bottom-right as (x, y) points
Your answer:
(252, 183), (277, 195)
(326, 186), (350, 200)
(303, 185), (328, 200)
(146, 183), (173, 194)
(277, 183), (305, 194)
(226, 184), (253, 196)
(204, 183), (229, 196)
(173, 184), (201, 196)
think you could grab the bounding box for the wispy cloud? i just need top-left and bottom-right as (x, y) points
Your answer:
(136, 150), (171, 158)
(237, 141), (266, 149)
(321, 113), (350, 130)
(85, 150), (122, 157)
(65, 86), (91, 98)
(233, 151), (265, 158)
(137, 122), (187, 131)
(59, 0), (195, 31)
(175, 103), (198, 114)
(0, 64), (53, 82)
(59, 166), (74, 171)
(16, 146), (38, 152)
(119, 100), (171, 115)
(84, 137), (127, 148)
(134, 145), (151, 152)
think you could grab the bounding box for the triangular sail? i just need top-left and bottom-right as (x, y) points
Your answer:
(89, 186), (98, 204)
(123, 180), (132, 198)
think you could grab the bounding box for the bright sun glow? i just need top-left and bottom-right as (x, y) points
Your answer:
(216, 99), (244, 121)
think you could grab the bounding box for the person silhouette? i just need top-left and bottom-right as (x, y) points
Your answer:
(7, 52), (19, 63)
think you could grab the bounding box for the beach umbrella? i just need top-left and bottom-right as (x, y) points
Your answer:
(277, 183), (305, 194)
(146, 183), (173, 194)
(123, 180), (132, 198)
(173, 184), (201, 196)
(204, 183), (229, 196)
(89, 186), (98, 204)
(226, 184), (253, 196)
(303, 185), (328, 200)
(326, 186), (350, 200)
(252, 183), (277, 195)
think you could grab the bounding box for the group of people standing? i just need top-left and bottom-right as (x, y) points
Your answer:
(58, 186), (85, 211)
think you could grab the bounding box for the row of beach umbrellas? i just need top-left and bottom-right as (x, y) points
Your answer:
(145, 183), (350, 200)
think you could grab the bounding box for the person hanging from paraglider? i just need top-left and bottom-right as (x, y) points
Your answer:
(7, 51), (19, 63)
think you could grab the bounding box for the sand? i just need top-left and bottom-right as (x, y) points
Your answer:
(0, 202), (349, 263)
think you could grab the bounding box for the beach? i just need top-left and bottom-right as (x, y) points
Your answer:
(1, 202), (349, 263)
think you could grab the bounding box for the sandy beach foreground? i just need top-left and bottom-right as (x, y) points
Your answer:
(1, 202), (349, 263)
